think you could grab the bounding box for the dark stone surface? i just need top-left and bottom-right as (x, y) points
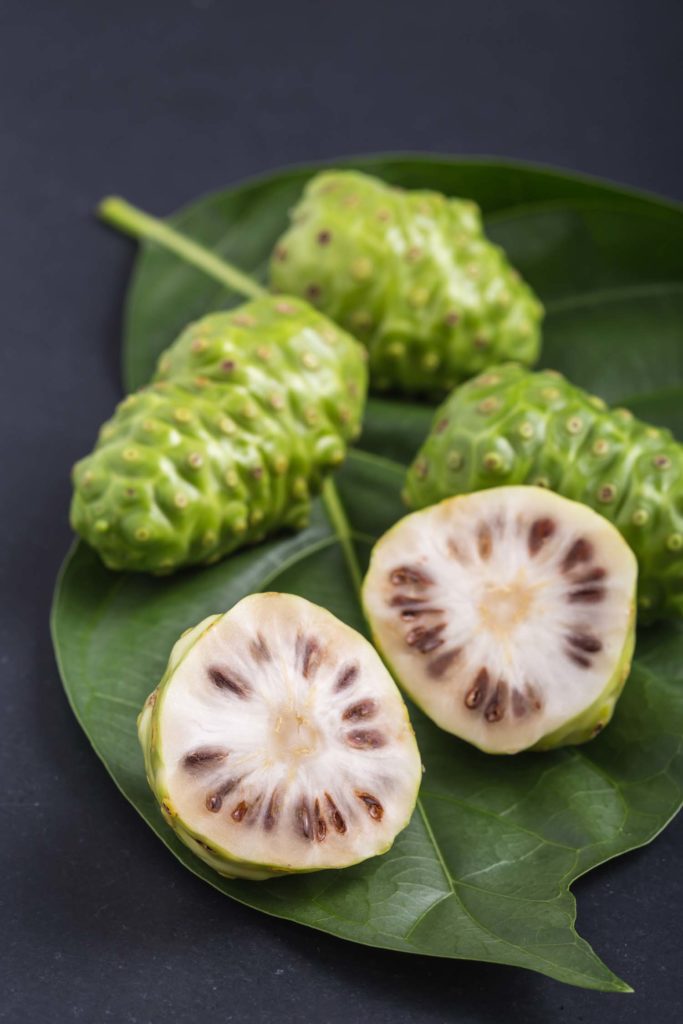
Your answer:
(1, 0), (681, 1020)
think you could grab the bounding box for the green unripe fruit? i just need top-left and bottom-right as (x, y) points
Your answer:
(71, 296), (367, 573)
(404, 364), (683, 621)
(270, 170), (543, 395)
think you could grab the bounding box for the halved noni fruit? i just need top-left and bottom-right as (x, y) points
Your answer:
(138, 593), (422, 879)
(362, 487), (637, 754)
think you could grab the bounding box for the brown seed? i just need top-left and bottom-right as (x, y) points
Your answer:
(524, 684), (542, 712)
(296, 798), (313, 840)
(390, 565), (433, 587)
(208, 667), (250, 698)
(356, 791), (384, 821)
(342, 699), (377, 721)
(511, 689), (528, 717)
(231, 801), (249, 822)
(427, 648), (461, 679)
(346, 729), (385, 750)
(313, 798), (327, 841)
(562, 538), (593, 572)
(567, 649), (592, 668)
(263, 790), (280, 831)
(569, 587), (606, 604)
(205, 777), (240, 813)
(250, 633), (271, 662)
(183, 747), (229, 773)
(528, 517), (556, 555)
(335, 663), (359, 691)
(390, 594), (428, 607)
(477, 524), (493, 560)
(568, 633), (603, 653)
(406, 623), (446, 653)
(465, 668), (489, 709)
(325, 792), (347, 834)
(399, 606), (443, 621)
(297, 635), (323, 679)
(484, 681), (508, 723)
(573, 567), (607, 585)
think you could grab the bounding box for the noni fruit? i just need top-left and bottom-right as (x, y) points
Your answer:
(71, 296), (367, 573)
(270, 170), (543, 395)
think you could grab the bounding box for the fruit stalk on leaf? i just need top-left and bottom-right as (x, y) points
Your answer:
(404, 364), (683, 621)
(71, 199), (368, 573)
(138, 593), (422, 879)
(363, 486), (637, 754)
(270, 170), (543, 395)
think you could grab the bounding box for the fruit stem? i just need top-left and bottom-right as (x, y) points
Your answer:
(321, 478), (364, 596)
(97, 196), (266, 301)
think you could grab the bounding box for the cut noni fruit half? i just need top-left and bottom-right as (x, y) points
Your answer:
(362, 487), (637, 754)
(138, 593), (422, 879)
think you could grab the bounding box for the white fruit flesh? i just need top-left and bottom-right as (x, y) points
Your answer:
(147, 593), (422, 875)
(363, 487), (637, 754)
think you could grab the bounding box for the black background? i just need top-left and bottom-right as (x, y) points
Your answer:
(1, 1), (682, 1021)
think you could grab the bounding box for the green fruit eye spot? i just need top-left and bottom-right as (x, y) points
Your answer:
(351, 257), (374, 281)
(409, 286), (429, 308)
(187, 452), (203, 469)
(414, 457), (430, 479)
(191, 337), (208, 353)
(541, 387), (560, 401)
(614, 407), (633, 422)
(565, 417), (583, 435)
(173, 408), (192, 424)
(667, 533), (683, 551)
(94, 519), (109, 533)
(483, 452), (504, 472)
(447, 451), (463, 471)
(275, 301), (296, 314)
(592, 439), (610, 456)
(478, 397), (500, 415)
(174, 492), (189, 509)
(421, 352), (440, 371)
(122, 447), (140, 462)
(533, 476), (550, 488)
(387, 342), (406, 359)
(350, 309), (372, 329)
(135, 527), (150, 542)
(519, 422), (534, 440)
(631, 508), (649, 526)
(302, 353), (319, 370)
(231, 312), (256, 327)
(653, 454), (671, 470)
(597, 484), (617, 503)
(444, 310), (460, 326)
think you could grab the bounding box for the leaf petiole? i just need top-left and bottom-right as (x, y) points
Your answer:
(97, 196), (266, 301)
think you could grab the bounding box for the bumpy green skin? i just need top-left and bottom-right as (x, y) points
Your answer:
(404, 364), (683, 621)
(71, 296), (367, 573)
(270, 170), (543, 395)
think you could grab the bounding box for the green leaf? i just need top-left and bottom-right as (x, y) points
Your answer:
(54, 157), (683, 991)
